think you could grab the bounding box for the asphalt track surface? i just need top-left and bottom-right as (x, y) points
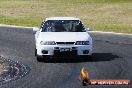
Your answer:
(0, 27), (132, 88)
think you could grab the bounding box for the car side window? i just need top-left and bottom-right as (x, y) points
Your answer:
(40, 22), (44, 29)
(75, 22), (84, 32)
(41, 21), (49, 32)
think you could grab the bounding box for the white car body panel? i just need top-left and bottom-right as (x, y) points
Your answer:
(37, 32), (90, 42)
(45, 17), (80, 21)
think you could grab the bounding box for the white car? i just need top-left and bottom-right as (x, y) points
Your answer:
(34, 17), (92, 61)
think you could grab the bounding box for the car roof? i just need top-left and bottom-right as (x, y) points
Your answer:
(45, 17), (80, 21)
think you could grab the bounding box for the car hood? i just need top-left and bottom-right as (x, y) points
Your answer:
(38, 32), (90, 42)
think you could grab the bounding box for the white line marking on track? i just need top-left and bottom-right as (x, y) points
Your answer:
(88, 31), (132, 36)
(0, 24), (132, 36)
(0, 24), (33, 29)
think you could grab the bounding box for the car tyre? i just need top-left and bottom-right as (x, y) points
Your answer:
(35, 49), (37, 56)
(80, 55), (93, 61)
(36, 55), (43, 62)
(87, 55), (93, 61)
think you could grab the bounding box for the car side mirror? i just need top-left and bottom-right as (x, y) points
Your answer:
(85, 28), (92, 32)
(33, 27), (39, 32)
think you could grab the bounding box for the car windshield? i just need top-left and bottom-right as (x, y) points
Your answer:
(41, 20), (85, 32)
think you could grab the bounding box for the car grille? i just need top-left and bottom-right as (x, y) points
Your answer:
(56, 42), (75, 45)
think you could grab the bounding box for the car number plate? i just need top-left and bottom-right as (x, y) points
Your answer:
(60, 48), (71, 52)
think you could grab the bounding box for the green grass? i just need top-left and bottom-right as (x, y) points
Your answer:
(0, 0), (132, 33)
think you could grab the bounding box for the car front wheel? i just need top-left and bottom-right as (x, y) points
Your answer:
(36, 55), (43, 62)
(35, 49), (37, 56)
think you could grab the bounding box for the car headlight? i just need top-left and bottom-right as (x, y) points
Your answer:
(40, 41), (56, 45)
(75, 41), (90, 45)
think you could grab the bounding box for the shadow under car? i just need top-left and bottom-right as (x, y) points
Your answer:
(38, 53), (120, 63)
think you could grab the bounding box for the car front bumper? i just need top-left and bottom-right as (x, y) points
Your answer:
(36, 45), (92, 56)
